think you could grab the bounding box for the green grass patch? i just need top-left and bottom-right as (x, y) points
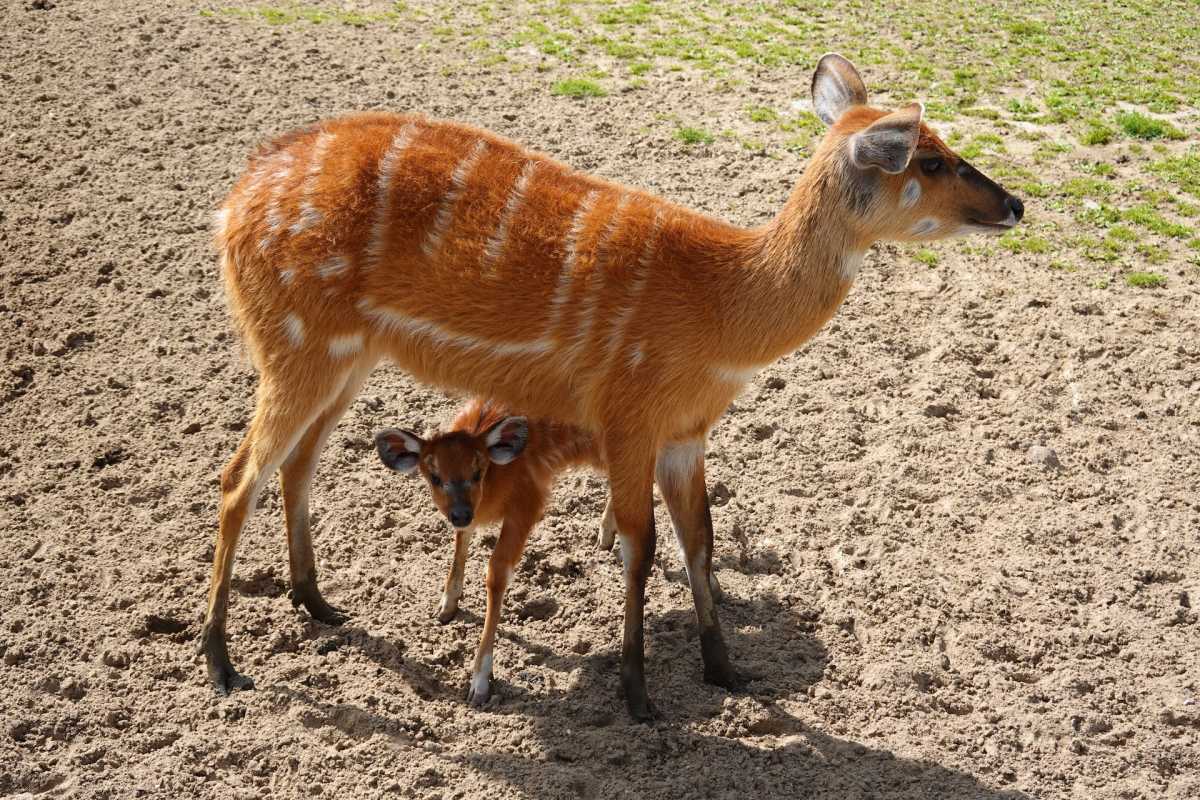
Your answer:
(1150, 153), (1200, 197)
(676, 126), (714, 145)
(551, 78), (607, 98)
(914, 249), (939, 266)
(746, 105), (778, 123)
(1125, 271), (1166, 288)
(1115, 111), (1185, 141)
(1122, 205), (1192, 238)
(1082, 121), (1114, 146)
(1000, 232), (1051, 254)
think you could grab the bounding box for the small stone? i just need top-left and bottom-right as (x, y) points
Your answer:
(61, 677), (87, 701)
(923, 403), (958, 418)
(1026, 445), (1061, 469)
(102, 649), (130, 669)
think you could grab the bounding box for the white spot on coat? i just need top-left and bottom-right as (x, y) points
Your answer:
(710, 364), (762, 385)
(317, 255), (350, 279)
(656, 439), (704, 491)
(287, 132), (334, 235)
(283, 314), (305, 348)
(327, 332), (364, 358)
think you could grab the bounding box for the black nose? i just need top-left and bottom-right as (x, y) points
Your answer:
(449, 508), (473, 528)
(1006, 195), (1024, 222)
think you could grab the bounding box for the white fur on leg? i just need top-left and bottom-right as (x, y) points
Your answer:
(598, 498), (618, 550)
(467, 653), (493, 707)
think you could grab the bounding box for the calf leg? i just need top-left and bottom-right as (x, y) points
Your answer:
(437, 526), (474, 624)
(467, 511), (536, 706)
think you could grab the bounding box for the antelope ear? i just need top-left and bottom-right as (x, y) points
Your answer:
(849, 102), (924, 174)
(811, 53), (868, 126)
(374, 428), (424, 474)
(483, 416), (528, 465)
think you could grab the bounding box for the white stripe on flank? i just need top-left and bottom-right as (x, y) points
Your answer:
(290, 131), (334, 235)
(283, 314), (305, 348)
(423, 139), (488, 259)
(604, 208), (661, 368)
(543, 189), (600, 337)
(327, 332), (364, 358)
(565, 193), (629, 364)
(366, 123), (419, 270)
(357, 299), (553, 359)
(710, 364), (761, 384)
(317, 255), (350, 279)
(482, 159), (538, 269)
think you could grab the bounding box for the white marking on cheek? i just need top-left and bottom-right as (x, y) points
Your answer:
(317, 255), (350, 279)
(910, 218), (939, 237)
(840, 250), (865, 281)
(900, 178), (921, 209)
(327, 332), (364, 358)
(283, 314), (305, 348)
(279, 268), (296, 286)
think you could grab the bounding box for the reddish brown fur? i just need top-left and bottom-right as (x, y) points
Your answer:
(385, 397), (605, 704)
(201, 56), (1021, 718)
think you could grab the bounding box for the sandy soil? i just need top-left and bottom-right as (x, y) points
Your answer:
(2, 2), (1198, 799)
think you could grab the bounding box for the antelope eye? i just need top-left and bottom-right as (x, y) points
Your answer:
(429, 474), (443, 488)
(920, 157), (944, 175)
(471, 470), (482, 482)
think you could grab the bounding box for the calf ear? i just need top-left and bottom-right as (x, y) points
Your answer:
(374, 428), (424, 474)
(850, 102), (923, 174)
(483, 416), (528, 465)
(811, 53), (868, 126)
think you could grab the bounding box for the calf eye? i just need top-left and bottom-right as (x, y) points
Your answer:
(429, 474), (443, 488)
(920, 157), (944, 175)
(472, 470), (482, 482)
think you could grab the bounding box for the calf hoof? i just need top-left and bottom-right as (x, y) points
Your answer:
(436, 601), (459, 625)
(467, 671), (492, 707)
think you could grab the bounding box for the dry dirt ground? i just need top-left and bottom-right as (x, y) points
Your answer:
(2, 2), (1199, 799)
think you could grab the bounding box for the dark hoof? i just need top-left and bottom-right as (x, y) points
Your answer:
(291, 584), (349, 626)
(437, 607), (459, 625)
(202, 626), (255, 695)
